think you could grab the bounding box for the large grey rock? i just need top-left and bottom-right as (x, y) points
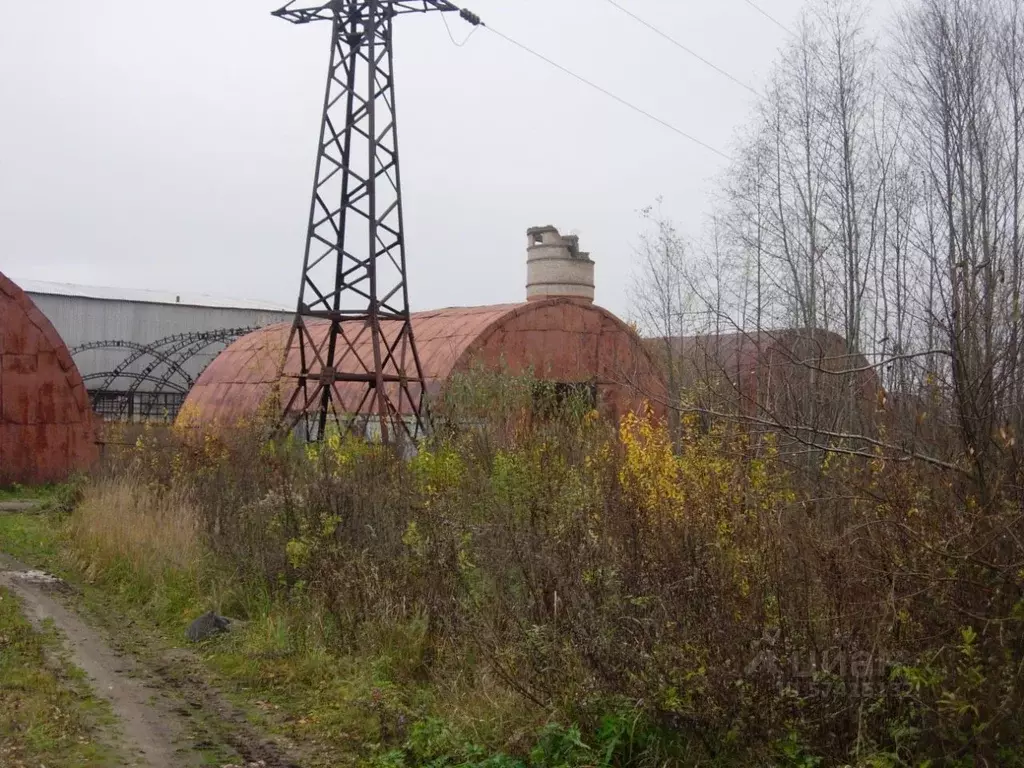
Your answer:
(185, 611), (231, 642)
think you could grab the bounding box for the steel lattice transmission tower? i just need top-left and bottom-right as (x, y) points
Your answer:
(273, 0), (480, 443)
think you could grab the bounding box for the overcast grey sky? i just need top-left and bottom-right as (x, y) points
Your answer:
(1, 0), (834, 318)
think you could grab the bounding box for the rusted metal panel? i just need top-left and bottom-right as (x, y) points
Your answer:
(182, 298), (665, 426)
(0, 273), (98, 485)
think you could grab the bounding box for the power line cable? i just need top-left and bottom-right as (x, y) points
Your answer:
(439, 4), (731, 160)
(600, 0), (759, 96)
(481, 23), (732, 161)
(441, 11), (479, 47)
(739, 0), (794, 36)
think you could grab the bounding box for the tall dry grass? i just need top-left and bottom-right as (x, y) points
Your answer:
(68, 372), (1024, 766)
(70, 479), (201, 577)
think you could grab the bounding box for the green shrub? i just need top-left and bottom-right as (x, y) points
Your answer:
(76, 369), (1024, 766)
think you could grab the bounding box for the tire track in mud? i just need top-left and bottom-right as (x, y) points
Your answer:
(0, 552), (303, 768)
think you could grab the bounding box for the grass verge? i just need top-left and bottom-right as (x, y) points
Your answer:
(0, 480), (82, 512)
(0, 511), (294, 768)
(0, 483), (55, 503)
(65, 481), (522, 765)
(0, 503), (551, 767)
(0, 585), (116, 767)
(0, 511), (64, 567)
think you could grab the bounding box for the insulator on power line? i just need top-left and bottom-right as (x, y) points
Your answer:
(459, 8), (482, 26)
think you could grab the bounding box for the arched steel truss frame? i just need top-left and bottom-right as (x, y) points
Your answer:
(72, 328), (255, 419)
(82, 371), (189, 394)
(72, 339), (195, 390)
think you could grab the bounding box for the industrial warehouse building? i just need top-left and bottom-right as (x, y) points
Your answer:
(645, 328), (882, 442)
(20, 281), (292, 421)
(0, 272), (97, 484)
(6, 226), (879, 442)
(182, 227), (666, 429)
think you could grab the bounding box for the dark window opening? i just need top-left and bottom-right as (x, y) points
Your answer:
(532, 381), (598, 419)
(90, 391), (187, 423)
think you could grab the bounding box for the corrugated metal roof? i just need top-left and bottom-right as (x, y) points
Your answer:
(16, 279), (293, 313)
(0, 270), (98, 483)
(181, 298), (668, 426)
(185, 304), (525, 420)
(649, 329), (868, 373)
(645, 328), (880, 400)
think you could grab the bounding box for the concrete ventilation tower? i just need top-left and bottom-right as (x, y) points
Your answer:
(526, 226), (595, 304)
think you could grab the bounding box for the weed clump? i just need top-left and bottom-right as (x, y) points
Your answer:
(68, 372), (1024, 766)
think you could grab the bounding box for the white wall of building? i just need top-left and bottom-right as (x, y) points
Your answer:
(21, 281), (292, 396)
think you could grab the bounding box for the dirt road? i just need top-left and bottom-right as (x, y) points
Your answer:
(0, 552), (303, 768)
